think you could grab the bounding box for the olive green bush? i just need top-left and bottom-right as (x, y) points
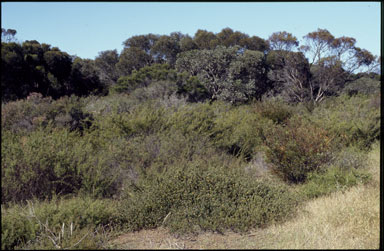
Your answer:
(1, 196), (122, 250)
(299, 165), (371, 199)
(1, 94), (93, 135)
(253, 99), (293, 124)
(121, 161), (298, 234)
(1, 124), (128, 203)
(308, 94), (380, 150)
(341, 76), (380, 96)
(166, 101), (217, 137)
(298, 145), (372, 199)
(1, 127), (82, 203)
(264, 116), (334, 183)
(212, 104), (274, 159)
(1, 85), (380, 248)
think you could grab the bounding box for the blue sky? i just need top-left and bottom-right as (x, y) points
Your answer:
(1, 2), (381, 59)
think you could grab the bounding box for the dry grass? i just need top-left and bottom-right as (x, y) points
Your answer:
(110, 143), (380, 249)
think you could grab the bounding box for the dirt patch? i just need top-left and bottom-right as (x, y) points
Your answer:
(109, 227), (267, 249)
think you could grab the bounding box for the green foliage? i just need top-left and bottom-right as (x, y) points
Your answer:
(330, 145), (369, 171)
(116, 47), (152, 76)
(1, 40), (105, 101)
(176, 46), (268, 103)
(112, 63), (209, 102)
(1, 127), (82, 202)
(94, 49), (120, 87)
(1, 93), (93, 134)
(1, 121), (130, 203)
(300, 165), (371, 199)
(268, 31), (299, 51)
(166, 102), (216, 137)
(128, 80), (179, 102)
(266, 50), (312, 103)
(105, 102), (168, 137)
(253, 99), (293, 124)
(308, 94), (380, 150)
(151, 32), (183, 66)
(342, 76), (380, 96)
(113, 63), (175, 93)
(1, 27), (381, 250)
(297, 136), (372, 200)
(69, 57), (107, 97)
(212, 104), (273, 159)
(264, 117), (334, 183)
(121, 162), (298, 234)
(1, 196), (122, 250)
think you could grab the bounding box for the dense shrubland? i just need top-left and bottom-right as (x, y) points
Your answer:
(1, 27), (380, 249)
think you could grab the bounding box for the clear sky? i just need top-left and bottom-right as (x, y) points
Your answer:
(1, 2), (381, 59)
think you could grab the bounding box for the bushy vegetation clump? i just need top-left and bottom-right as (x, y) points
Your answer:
(121, 161), (298, 234)
(264, 116), (335, 183)
(299, 165), (371, 199)
(1, 93), (93, 135)
(1, 196), (122, 250)
(308, 94), (380, 150)
(253, 98), (293, 124)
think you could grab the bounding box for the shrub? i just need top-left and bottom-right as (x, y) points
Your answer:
(341, 77), (380, 96)
(1, 124), (128, 203)
(253, 99), (293, 124)
(298, 145), (372, 199)
(112, 63), (178, 94)
(1, 94), (93, 135)
(212, 104), (274, 159)
(1, 93), (53, 134)
(300, 165), (371, 199)
(264, 117), (334, 183)
(308, 94), (380, 150)
(166, 101), (217, 137)
(128, 80), (179, 103)
(1, 127), (82, 203)
(105, 102), (169, 137)
(330, 145), (369, 171)
(1, 196), (122, 250)
(49, 95), (94, 132)
(120, 161), (298, 234)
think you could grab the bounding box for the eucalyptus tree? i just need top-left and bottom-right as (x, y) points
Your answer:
(95, 49), (119, 87)
(176, 46), (268, 104)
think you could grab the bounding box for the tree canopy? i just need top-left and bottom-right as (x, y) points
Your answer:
(1, 27), (380, 105)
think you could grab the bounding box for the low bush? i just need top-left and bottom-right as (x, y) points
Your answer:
(1, 93), (93, 135)
(1, 127), (82, 203)
(128, 80), (179, 103)
(264, 116), (334, 183)
(166, 101), (217, 137)
(299, 165), (371, 199)
(1, 93), (53, 134)
(120, 161), (298, 234)
(105, 102), (169, 137)
(296, 144), (371, 199)
(212, 104), (274, 159)
(1, 125), (127, 203)
(253, 99), (293, 124)
(308, 94), (380, 150)
(1, 196), (122, 250)
(330, 145), (369, 171)
(341, 77), (380, 96)
(83, 93), (134, 115)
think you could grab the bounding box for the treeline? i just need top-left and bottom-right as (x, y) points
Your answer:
(1, 27), (380, 104)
